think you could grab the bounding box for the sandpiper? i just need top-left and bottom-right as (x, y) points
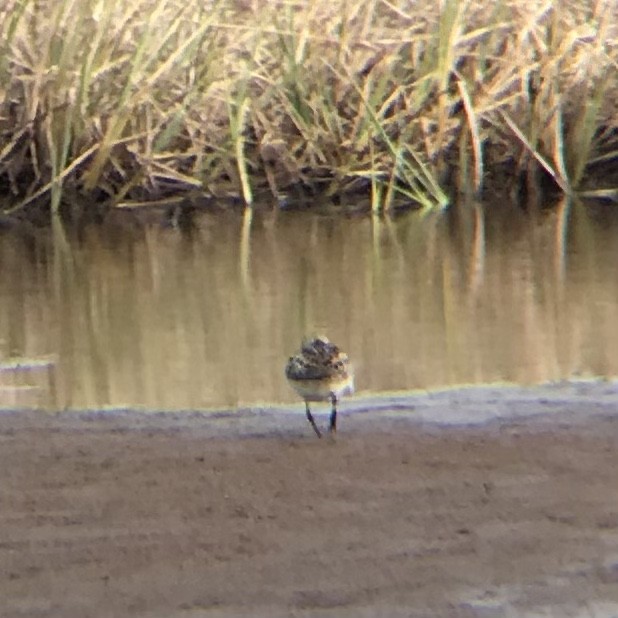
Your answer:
(285, 336), (354, 438)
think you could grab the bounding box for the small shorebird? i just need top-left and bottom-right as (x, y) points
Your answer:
(285, 336), (354, 438)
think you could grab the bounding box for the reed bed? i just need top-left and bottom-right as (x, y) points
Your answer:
(0, 0), (616, 216)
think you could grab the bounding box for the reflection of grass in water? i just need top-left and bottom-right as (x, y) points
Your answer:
(2, 204), (618, 409)
(0, 0), (616, 216)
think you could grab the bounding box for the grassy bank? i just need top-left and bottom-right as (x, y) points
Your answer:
(0, 0), (616, 217)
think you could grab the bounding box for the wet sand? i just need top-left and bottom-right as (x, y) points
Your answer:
(1, 385), (618, 617)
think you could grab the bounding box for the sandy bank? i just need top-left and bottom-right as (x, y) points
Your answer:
(1, 382), (618, 617)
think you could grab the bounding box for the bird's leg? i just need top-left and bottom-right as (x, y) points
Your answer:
(305, 402), (322, 438)
(329, 394), (337, 433)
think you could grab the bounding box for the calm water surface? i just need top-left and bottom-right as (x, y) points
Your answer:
(1, 199), (617, 410)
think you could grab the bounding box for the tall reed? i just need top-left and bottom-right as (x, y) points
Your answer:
(0, 0), (616, 216)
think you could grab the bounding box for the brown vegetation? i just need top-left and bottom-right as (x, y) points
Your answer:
(0, 0), (617, 216)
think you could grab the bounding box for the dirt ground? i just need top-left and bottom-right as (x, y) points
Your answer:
(1, 398), (618, 618)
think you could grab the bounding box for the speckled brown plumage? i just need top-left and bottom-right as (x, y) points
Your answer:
(285, 336), (354, 438)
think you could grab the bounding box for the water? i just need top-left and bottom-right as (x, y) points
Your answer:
(1, 198), (618, 411)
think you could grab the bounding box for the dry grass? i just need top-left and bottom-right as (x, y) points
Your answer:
(0, 0), (616, 216)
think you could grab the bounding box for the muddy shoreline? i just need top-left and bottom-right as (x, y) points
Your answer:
(1, 383), (618, 617)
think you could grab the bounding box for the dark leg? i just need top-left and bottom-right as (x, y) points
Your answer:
(329, 394), (337, 433)
(305, 402), (322, 438)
